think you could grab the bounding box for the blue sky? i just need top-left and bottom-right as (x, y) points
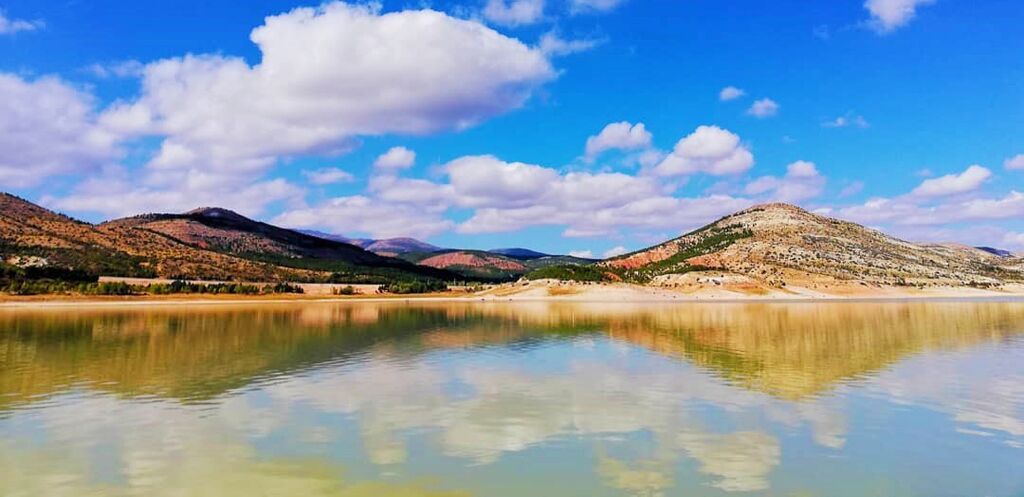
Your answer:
(1, 0), (1022, 256)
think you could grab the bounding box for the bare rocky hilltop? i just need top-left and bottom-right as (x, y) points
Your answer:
(600, 203), (1023, 290)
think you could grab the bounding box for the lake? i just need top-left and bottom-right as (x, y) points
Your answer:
(1, 300), (1023, 496)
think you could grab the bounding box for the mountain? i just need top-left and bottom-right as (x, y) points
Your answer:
(415, 250), (528, 280)
(364, 238), (443, 255)
(298, 230), (442, 255)
(976, 246), (1014, 257)
(102, 207), (454, 281)
(296, 230), (585, 280)
(0, 193), (308, 281)
(0, 194), (453, 282)
(600, 203), (1024, 288)
(297, 229), (374, 248)
(404, 249), (595, 281)
(489, 248), (550, 259)
(106, 207), (379, 263)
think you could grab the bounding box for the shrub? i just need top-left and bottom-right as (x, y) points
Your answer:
(267, 282), (304, 294)
(334, 285), (357, 295)
(378, 280), (447, 294)
(89, 281), (135, 295)
(524, 264), (607, 282)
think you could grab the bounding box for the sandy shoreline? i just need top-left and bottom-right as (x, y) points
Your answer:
(3, 280), (1024, 309)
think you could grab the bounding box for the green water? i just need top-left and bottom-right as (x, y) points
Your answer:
(1, 300), (1023, 496)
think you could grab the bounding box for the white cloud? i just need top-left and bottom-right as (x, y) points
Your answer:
(369, 174), (453, 206)
(318, 150), (752, 238)
(280, 153), (699, 240)
(744, 160), (826, 202)
(458, 190), (752, 237)
(373, 146), (416, 170)
(48, 173), (305, 219)
(910, 165), (991, 197)
(84, 60), (145, 79)
(583, 121), (652, 160)
(0, 74), (121, 188)
(1002, 232), (1024, 252)
(0, 10), (43, 35)
(958, 191), (1024, 220)
(302, 167), (354, 185)
(1004, 154), (1024, 171)
(633, 149), (666, 168)
(102, 2), (555, 174)
(569, 0), (626, 13)
(482, 0), (544, 26)
(838, 189), (1024, 228)
(446, 155), (559, 208)
(538, 31), (600, 56)
(653, 125), (754, 177)
(864, 0), (936, 33)
(44, 2), (558, 220)
(719, 86), (745, 101)
(746, 98), (779, 118)
(569, 250), (594, 258)
(602, 246), (628, 258)
(839, 180), (865, 198)
(787, 160), (818, 178)
(273, 195), (453, 239)
(822, 113), (869, 128)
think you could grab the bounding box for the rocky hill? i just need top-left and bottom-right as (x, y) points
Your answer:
(602, 203), (1024, 288)
(100, 208), (454, 281)
(402, 249), (595, 281)
(0, 193), (308, 281)
(0, 194), (453, 282)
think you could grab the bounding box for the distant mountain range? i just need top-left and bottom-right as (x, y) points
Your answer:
(298, 230), (556, 261)
(297, 230), (590, 280)
(297, 230), (443, 255)
(0, 193), (589, 283)
(1, 193), (1020, 287)
(976, 246), (1014, 258)
(488, 248), (551, 259)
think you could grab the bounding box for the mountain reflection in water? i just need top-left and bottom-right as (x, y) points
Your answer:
(1, 301), (1022, 496)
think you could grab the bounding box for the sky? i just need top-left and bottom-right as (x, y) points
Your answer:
(0, 0), (1022, 257)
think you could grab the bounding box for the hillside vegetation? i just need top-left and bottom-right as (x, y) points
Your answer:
(404, 249), (595, 282)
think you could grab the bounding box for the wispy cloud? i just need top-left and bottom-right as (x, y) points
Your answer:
(0, 10), (43, 35)
(746, 98), (779, 118)
(538, 31), (602, 56)
(822, 113), (869, 129)
(302, 167), (354, 185)
(719, 86), (745, 101)
(482, 0), (545, 26)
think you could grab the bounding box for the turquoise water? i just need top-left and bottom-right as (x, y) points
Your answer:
(1, 301), (1022, 496)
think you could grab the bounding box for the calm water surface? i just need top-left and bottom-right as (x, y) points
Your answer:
(1, 301), (1023, 496)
